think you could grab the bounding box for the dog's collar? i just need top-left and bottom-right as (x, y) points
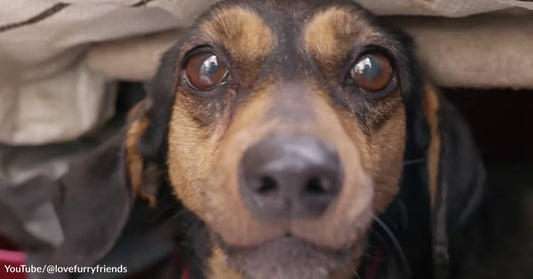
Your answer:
(180, 265), (190, 279)
(362, 246), (384, 279)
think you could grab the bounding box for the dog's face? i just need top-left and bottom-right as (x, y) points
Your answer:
(165, 1), (411, 278)
(162, 1), (412, 278)
(132, 1), (423, 278)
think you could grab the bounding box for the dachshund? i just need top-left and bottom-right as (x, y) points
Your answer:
(0, 1), (485, 279)
(123, 1), (486, 279)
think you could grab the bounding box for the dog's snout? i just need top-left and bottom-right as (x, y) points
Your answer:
(240, 136), (343, 219)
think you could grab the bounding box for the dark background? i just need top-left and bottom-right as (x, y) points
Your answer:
(443, 89), (533, 279)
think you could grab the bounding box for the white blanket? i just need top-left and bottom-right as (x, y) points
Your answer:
(1, 0), (532, 145)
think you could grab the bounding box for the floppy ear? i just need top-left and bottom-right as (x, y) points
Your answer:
(363, 28), (485, 278)
(421, 86), (486, 277)
(124, 42), (184, 206)
(125, 99), (161, 207)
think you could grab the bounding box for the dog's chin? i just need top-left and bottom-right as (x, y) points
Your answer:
(219, 237), (355, 279)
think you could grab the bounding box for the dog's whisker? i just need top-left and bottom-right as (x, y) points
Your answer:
(176, 218), (203, 243)
(154, 207), (192, 230)
(368, 227), (392, 252)
(403, 158), (427, 166)
(371, 215), (412, 278)
(360, 252), (386, 262)
(150, 202), (181, 220)
(352, 268), (362, 279)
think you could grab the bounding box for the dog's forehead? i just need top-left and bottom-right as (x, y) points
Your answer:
(193, 0), (383, 69)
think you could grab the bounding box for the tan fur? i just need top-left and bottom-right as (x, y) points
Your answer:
(304, 8), (370, 62)
(422, 85), (441, 206)
(208, 246), (245, 279)
(201, 6), (276, 64)
(303, 6), (402, 89)
(125, 101), (156, 206)
(303, 7), (394, 69)
(367, 95), (406, 212)
(167, 87), (236, 216)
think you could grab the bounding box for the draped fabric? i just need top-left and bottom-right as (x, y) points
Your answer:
(0, 0), (532, 145)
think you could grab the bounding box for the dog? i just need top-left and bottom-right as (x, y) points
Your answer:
(0, 1), (485, 278)
(122, 1), (485, 279)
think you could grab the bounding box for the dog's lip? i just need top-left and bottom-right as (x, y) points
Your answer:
(212, 231), (362, 256)
(213, 235), (360, 279)
(207, 207), (373, 251)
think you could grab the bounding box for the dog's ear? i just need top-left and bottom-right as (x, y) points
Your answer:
(373, 30), (485, 277)
(125, 99), (161, 207)
(124, 43), (183, 206)
(421, 86), (486, 276)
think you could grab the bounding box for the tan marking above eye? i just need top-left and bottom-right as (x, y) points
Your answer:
(185, 52), (229, 90)
(303, 7), (375, 63)
(200, 7), (276, 63)
(351, 53), (393, 92)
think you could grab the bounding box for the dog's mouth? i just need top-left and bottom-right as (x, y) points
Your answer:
(214, 234), (364, 279)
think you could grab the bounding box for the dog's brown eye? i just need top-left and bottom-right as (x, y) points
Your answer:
(185, 52), (228, 90)
(351, 54), (393, 92)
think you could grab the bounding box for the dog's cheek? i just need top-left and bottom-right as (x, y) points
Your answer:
(167, 91), (232, 217)
(368, 104), (406, 213)
(330, 93), (406, 214)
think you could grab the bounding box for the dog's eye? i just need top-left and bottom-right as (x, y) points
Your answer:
(351, 54), (393, 92)
(185, 52), (228, 90)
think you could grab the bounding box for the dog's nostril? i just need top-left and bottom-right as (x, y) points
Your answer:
(258, 176), (278, 194)
(304, 177), (327, 195)
(240, 135), (343, 219)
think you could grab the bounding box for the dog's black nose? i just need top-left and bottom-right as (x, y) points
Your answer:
(240, 136), (343, 219)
